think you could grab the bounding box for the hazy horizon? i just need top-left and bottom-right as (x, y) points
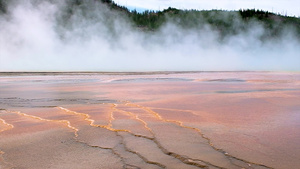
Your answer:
(117, 0), (300, 17)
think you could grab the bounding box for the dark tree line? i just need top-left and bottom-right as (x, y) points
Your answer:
(1, 0), (299, 38)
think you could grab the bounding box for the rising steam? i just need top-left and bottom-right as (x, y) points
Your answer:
(0, 0), (299, 71)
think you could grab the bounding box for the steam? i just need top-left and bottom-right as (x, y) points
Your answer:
(0, 0), (299, 72)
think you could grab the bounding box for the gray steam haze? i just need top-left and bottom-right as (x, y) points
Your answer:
(0, 0), (299, 72)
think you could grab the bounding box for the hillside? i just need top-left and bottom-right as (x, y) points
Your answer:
(1, 0), (300, 40)
(103, 0), (300, 39)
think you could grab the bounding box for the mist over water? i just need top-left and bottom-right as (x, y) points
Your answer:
(0, 0), (299, 72)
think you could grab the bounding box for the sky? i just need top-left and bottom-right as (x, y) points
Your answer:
(116, 0), (300, 17)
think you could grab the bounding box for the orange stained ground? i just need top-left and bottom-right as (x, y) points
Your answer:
(0, 72), (299, 169)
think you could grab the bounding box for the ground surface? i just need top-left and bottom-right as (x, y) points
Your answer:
(0, 72), (299, 169)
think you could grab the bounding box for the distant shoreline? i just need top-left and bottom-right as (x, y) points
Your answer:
(0, 71), (284, 76)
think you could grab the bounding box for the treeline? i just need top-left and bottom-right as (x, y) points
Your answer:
(1, 0), (300, 38)
(128, 7), (300, 38)
(239, 9), (270, 19)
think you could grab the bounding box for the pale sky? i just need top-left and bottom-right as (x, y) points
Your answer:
(116, 0), (300, 17)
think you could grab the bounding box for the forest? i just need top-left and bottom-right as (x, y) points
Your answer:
(1, 0), (300, 39)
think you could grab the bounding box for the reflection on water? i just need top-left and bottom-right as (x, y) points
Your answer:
(0, 72), (300, 169)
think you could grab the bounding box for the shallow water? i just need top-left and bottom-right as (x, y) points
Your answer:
(0, 72), (299, 169)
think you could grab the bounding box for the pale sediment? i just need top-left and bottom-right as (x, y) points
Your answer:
(0, 72), (299, 169)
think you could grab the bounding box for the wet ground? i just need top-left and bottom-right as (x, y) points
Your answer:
(0, 72), (299, 169)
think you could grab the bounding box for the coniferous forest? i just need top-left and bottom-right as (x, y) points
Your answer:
(1, 0), (300, 39)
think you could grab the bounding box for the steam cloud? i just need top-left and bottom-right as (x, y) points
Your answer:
(0, 0), (299, 72)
